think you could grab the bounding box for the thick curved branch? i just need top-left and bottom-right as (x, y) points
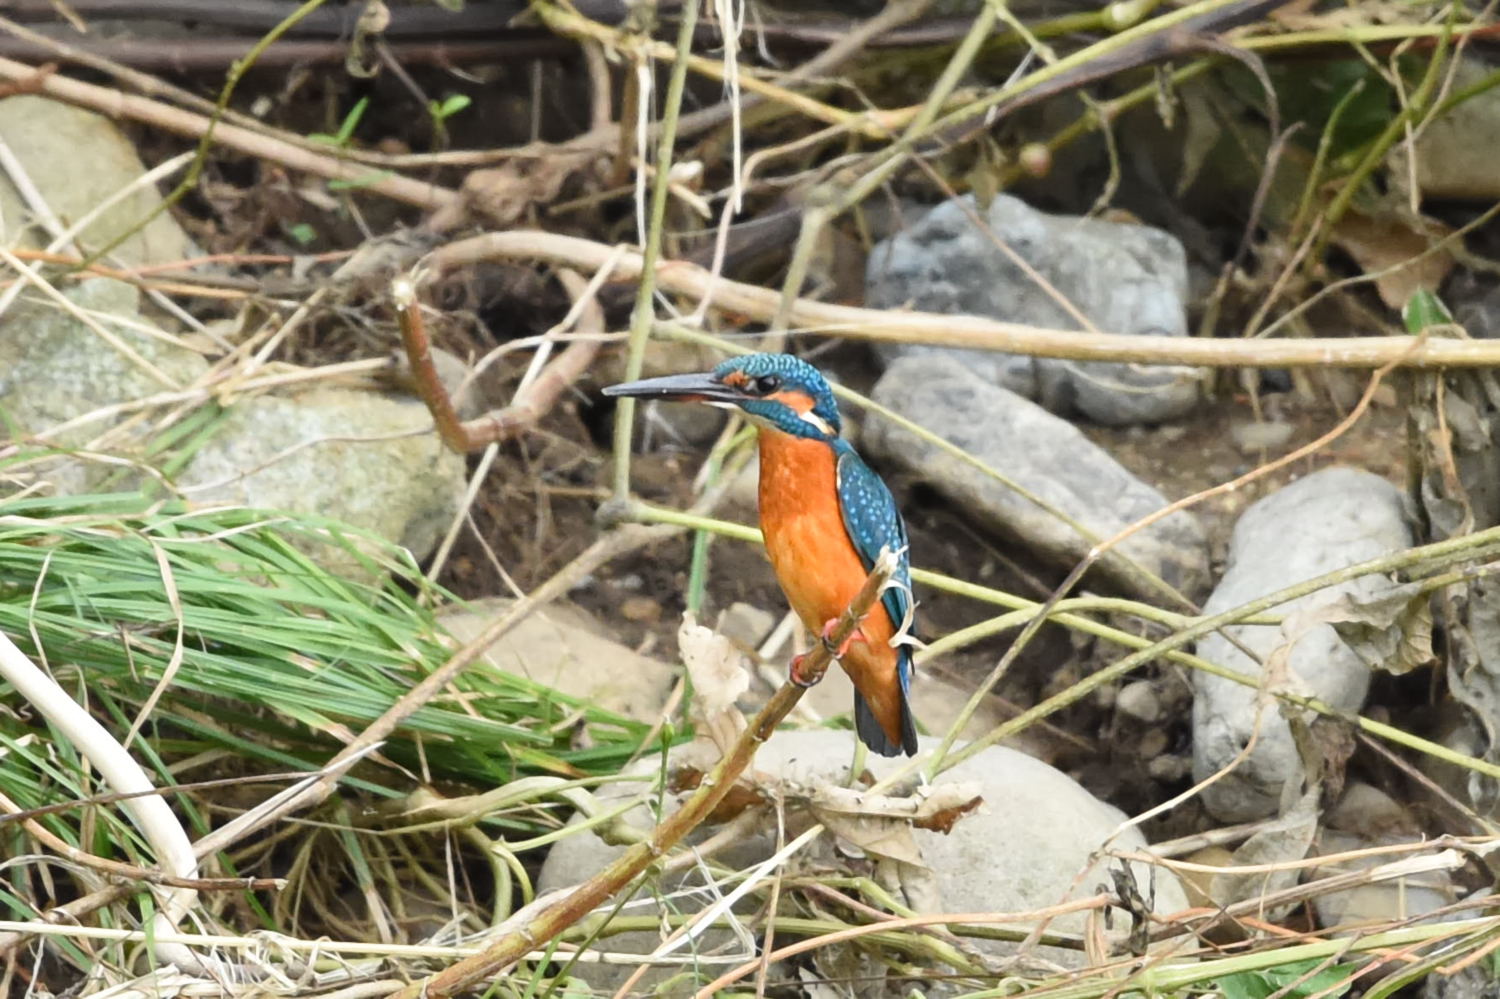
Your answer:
(393, 269), (606, 453)
(429, 230), (1500, 370)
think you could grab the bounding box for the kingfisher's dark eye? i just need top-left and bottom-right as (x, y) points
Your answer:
(755, 374), (782, 395)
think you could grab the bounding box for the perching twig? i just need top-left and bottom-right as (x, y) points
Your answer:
(389, 551), (899, 999)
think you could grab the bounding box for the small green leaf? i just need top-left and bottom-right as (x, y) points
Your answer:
(1403, 288), (1454, 334)
(1213, 959), (1357, 999)
(311, 96), (370, 147)
(286, 222), (317, 246)
(336, 95), (369, 144)
(434, 93), (472, 120)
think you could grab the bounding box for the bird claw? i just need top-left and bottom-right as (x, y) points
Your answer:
(819, 617), (865, 660)
(789, 653), (819, 688)
(790, 620), (867, 686)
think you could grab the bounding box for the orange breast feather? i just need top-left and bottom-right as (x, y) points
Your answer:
(757, 429), (904, 741)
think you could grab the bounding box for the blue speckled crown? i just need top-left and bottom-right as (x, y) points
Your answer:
(712, 353), (842, 438)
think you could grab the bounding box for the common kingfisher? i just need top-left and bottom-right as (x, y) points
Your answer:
(604, 353), (919, 756)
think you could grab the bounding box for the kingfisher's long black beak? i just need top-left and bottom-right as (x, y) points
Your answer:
(602, 371), (743, 404)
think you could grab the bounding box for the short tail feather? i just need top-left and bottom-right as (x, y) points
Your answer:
(853, 687), (918, 758)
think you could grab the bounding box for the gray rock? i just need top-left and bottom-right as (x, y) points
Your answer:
(176, 388), (465, 579)
(0, 96), (194, 267)
(1192, 468), (1413, 822)
(0, 278), (209, 491)
(1231, 419), (1295, 453)
(440, 599), (676, 723)
(0, 282), (463, 581)
(866, 195), (1202, 425)
(1397, 57), (1500, 201)
(538, 731), (1187, 991)
(867, 354), (1210, 597)
(794, 656), (1029, 749)
(716, 601), (777, 649)
(1420, 889), (1500, 999)
(1325, 781), (1415, 837)
(1311, 831), (1455, 930)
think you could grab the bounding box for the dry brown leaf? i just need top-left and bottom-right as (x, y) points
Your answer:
(1331, 210), (1453, 310)
(1268, 584), (1436, 678)
(429, 151), (597, 231)
(677, 612), (749, 754)
(808, 782), (984, 867)
(668, 766), (769, 824)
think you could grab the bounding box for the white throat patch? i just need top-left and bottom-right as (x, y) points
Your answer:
(798, 410), (834, 435)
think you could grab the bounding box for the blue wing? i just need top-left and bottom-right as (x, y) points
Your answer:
(833, 441), (914, 662)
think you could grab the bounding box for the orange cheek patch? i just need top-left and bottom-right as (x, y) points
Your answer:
(721, 370), (751, 389)
(768, 389), (814, 413)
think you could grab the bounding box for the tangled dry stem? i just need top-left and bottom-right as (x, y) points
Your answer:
(390, 552), (899, 999)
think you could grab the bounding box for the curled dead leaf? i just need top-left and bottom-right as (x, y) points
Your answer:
(669, 766), (769, 824)
(1331, 210), (1453, 311)
(677, 612), (750, 754)
(1210, 786), (1320, 912)
(1325, 581), (1437, 676)
(808, 782), (984, 866)
(1271, 584), (1437, 678)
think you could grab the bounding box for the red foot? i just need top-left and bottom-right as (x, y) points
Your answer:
(819, 616), (868, 659)
(790, 618), (867, 686)
(789, 652), (819, 687)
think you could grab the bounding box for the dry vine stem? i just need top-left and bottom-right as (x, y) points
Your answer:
(393, 269), (605, 451)
(0, 54), (457, 210)
(389, 551), (899, 999)
(429, 230), (1500, 368)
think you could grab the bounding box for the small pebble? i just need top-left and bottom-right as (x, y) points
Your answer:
(1116, 680), (1163, 723)
(1136, 728), (1169, 759)
(1147, 755), (1190, 782)
(620, 596), (662, 624)
(1231, 419), (1294, 452)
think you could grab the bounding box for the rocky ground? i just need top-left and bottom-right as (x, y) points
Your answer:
(3, 2), (1500, 995)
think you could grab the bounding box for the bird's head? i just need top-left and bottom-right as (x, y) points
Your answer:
(603, 353), (842, 439)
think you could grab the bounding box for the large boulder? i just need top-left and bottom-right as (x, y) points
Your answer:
(0, 95), (195, 267)
(439, 599), (677, 723)
(175, 388), (465, 579)
(1192, 467), (1413, 821)
(0, 279), (465, 578)
(866, 194), (1201, 426)
(867, 354), (1209, 597)
(0, 278), (208, 493)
